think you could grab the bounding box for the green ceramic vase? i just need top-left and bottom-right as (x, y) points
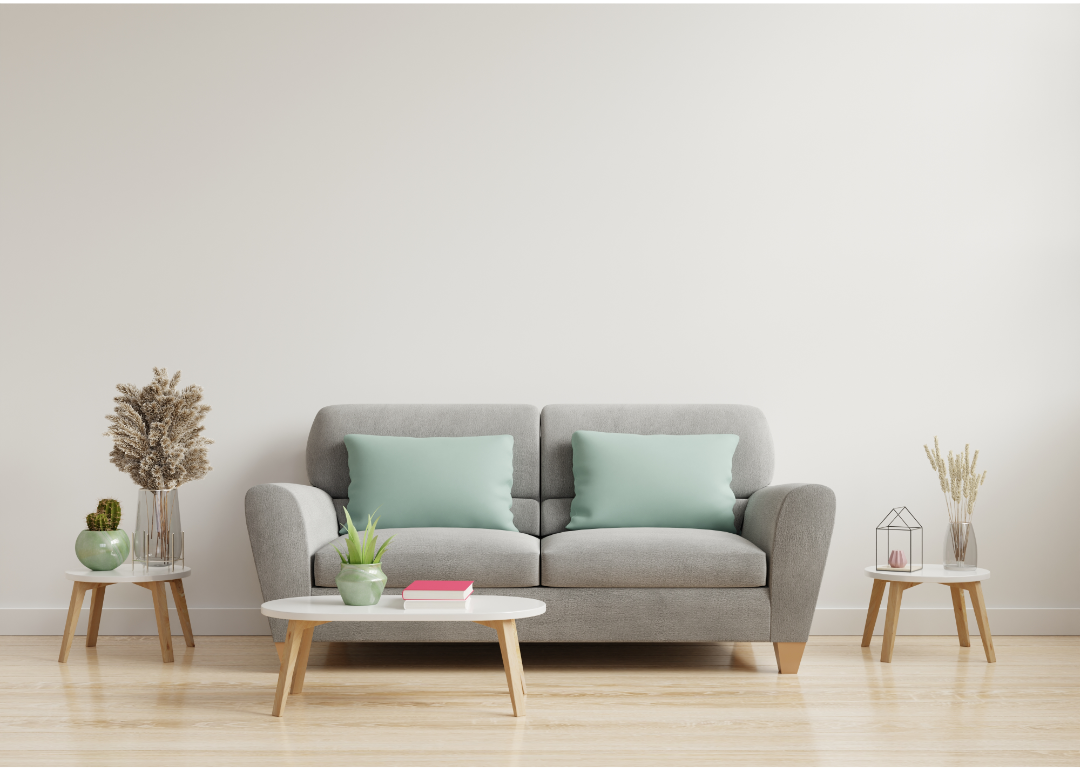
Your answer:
(75, 529), (131, 571)
(336, 562), (387, 606)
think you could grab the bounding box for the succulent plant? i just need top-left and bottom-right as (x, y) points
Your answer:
(86, 499), (122, 531)
(335, 507), (394, 565)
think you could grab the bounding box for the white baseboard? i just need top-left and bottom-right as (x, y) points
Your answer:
(0, 608), (270, 636)
(1, 607), (1077, 636)
(809, 607), (1080, 636)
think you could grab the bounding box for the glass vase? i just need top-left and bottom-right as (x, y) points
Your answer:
(943, 521), (977, 572)
(135, 489), (182, 566)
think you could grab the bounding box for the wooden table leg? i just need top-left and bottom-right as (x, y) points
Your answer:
(964, 582), (996, 663)
(290, 622), (326, 695)
(273, 620), (310, 716)
(880, 581), (904, 663)
(59, 582), (90, 663)
(477, 619), (526, 716)
(861, 579), (887, 647)
(950, 584), (971, 647)
(86, 584), (109, 648)
(136, 582), (174, 663)
(168, 580), (195, 648)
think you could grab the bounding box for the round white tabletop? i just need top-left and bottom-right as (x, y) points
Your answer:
(66, 566), (191, 584)
(261, 594), (546, 622)
(865, 564), (989, 584)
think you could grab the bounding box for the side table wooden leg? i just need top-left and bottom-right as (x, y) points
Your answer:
(273, 620), (308, 716)
(964, 582), (996, 663)
(168, 580), (195, 648)
(86, 584), (109, 648)
(148, 583), (174, 663)
(881, 581), (905, 663)
(950, 584), (971, 647)
(861, 579), (887, 647)
(59, 582), (90, 663)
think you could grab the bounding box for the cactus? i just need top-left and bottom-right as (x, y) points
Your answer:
(86, 499), (122, 531)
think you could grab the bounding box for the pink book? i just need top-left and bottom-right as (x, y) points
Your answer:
(402, 580), (474, 601)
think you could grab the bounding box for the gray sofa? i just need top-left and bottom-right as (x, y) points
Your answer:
(245, 404), (835, 673)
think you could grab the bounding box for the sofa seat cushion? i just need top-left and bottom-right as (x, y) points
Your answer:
(314, 527), (540, 588)
(540, 528), (766, 588)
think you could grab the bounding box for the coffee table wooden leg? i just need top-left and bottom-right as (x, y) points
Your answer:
(492, 620), (526, 717)
(861, 579), (887, 647)
(964, 582), (996, 663)
(290, 623), (319, 695)
(273, 620), (308, 716)
(86, 584), (108, 648)
(950, 584), (971, 647)
(881, 581), (905, 663)
(168, 580), (195, 648)
(59, 582), (90, 663)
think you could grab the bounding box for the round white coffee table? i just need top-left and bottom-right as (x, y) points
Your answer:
(61, 566), (194, 664)
(862, 564), (994, 663)
(261, 594), (546, 717)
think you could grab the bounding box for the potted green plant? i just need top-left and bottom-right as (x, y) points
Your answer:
(75, 499), (131, 571)
(335, 508), (394, 606)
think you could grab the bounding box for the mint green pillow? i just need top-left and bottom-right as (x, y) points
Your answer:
(344, 434), (517, 531)
(567, 431), (740, 532)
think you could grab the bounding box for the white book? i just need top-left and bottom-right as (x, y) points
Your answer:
(403, 597), (472, 611)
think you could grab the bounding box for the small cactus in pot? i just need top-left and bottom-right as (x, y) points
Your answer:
(86, 498), (123, 531)
(76, 498), (130, 571)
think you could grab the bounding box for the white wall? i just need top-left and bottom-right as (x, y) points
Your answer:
(2, 5), (1078, 636)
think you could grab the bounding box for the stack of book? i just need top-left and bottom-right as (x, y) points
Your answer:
(402, 580), (474, 611)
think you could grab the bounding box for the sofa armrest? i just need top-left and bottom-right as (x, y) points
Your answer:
(741, 483), (836, 643)
(244, 483), (340, 610)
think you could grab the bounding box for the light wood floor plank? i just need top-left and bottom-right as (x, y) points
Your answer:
(1, 635), (1078, 766)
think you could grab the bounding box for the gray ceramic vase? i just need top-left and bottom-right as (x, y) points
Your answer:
(75, 530), (131, 571)
(336, 562), (387, 606)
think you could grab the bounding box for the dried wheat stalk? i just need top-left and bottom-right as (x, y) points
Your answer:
(104, 368), (213, 489)
(923, 436), (986, 562)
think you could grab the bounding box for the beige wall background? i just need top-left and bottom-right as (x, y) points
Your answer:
(2, 5), (1078, 635)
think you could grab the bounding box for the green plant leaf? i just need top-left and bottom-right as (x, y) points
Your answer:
(363, 513), (377, 563)
(373, 534), (395, 564)
(344, 507), (363, 564)
(334, 546), (347, 564)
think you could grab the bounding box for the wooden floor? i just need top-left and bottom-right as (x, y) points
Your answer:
(1, 635), (1078, 766)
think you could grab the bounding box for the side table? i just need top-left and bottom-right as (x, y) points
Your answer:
(862, 564), (995, 663)
(60, 566), (194, 663)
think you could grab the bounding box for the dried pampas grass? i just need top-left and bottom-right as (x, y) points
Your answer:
(924, 436), (986, 562)
(104, 367), (213, 490)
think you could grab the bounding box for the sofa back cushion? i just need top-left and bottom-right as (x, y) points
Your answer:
(567, 431), (740, 532)
(344, 434), (516, 531)
(540, 404), (774, 502)
(308, 404), (541, 534)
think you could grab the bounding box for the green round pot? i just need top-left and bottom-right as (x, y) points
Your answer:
(336, 562), (387, 606)
(75, 530), (131, 571)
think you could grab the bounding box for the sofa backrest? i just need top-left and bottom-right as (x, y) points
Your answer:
(307, 404), (541, 535)
(540, 404), (775, 501)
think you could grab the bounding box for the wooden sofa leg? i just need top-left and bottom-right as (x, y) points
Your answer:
(773, 642), (806, 674)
